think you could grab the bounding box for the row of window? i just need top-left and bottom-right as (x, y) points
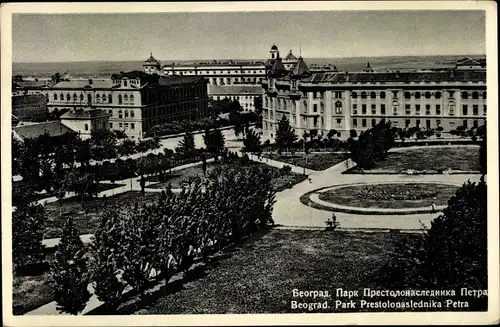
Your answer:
(172, 69), (265, 75)
(352, 118), (481, 129)
(52, 92), (137, 104)
(110, 122), (135, 130)
(211, 77), (263, 86)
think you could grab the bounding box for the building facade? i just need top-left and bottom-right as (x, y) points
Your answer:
(262, 58), (486, 140)
(208, 84), (262, 112)
(60, 108), (110, 139)
(162, 44), (301, 87)
(44, 72), (209, 139)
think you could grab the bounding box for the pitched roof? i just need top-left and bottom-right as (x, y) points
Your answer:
(285, 50), (297, 61)
(209, 85), (262, 95)
(60, 108), (109, 120)
(291, 57), (311, 78)
(51, 79), (113, 89)
(13, 121), (75, 140)
(300, 70), (486, 84)
(13, 80), (49, 89)
(269, 57), (287, 77)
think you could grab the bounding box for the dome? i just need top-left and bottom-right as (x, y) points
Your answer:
(285, 50), (297, 60)
(271, 44), (278, 51)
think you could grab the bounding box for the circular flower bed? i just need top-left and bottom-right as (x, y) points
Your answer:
(317, 183), (459, 210)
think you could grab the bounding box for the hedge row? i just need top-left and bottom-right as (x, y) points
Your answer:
(49, 165), (277, 314)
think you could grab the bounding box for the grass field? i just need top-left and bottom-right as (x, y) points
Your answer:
(134, 229), (426, 314)
(318, 183), (459, 209)
(43, 191), (162, 238)
(146, 162), (308, 192)
(13, 271), (53, 315)
(349, 147), (480, 173)
(262, 152), (349, 171)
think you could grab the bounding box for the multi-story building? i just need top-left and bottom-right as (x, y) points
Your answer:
(43, 71), (209, 139)
(163, 44), (301, 87)
(208, 84), (262, 112)
(262, 57), (486, 140)
(60, 108), (110, 139)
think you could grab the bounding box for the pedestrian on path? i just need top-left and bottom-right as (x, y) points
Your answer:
(431, 202), (436, 213)
(308, 177), (312, 183)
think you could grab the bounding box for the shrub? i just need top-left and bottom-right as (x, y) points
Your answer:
(50, 218), (91, 315)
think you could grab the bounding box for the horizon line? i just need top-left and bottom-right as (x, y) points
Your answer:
(13, 53), (487, 65)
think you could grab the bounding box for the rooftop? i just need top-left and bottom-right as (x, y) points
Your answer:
(60, 108), (109, 120)
(13, 121), (75, 140)
(208, 84), (262, 95)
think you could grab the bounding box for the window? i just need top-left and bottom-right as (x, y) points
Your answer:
(362, 119), (367, 127)
(405, 104), (411, 115)
(483, 91), (487, 99)
(102, 94), (107, 102)
(335, 101), (342, 114)
(54, 94), (58, 100)
(119, 123), (123, 128)
(416, 119), (420, 128)
(352, 104), (358, 114)
(118, 95), (122, 104)
(371, 119), (376, 127)
(353, 118), (358, 127)
(370, 92), (376, 99)
(425, 104), (431, 115)
(109, 94), (112, 103)
(125, 110), (129, 118)
(109, 123), (113, 128)
(371, 104), (376, 114)
(462, 105), (468, 115)
(361, 92), (367, 99)
(473, 105), (479, 115)
(124, 80), (128, 87)
(415, 104), (420, 114)
(381, 104), (386, 115)
(392, 102), (399, 114)
(435, 92), (441, 99)
(414, 92), (421, 99)
(124, 123), (129, 129)
(66, 94), (70, 101)
(449, 101), (455, 115)
(320, 103), (324, 113)
(362, 104), (367, 114)
(473, 120), (478, 128)
(84, 124), (89, 131)
(483, 105), (487, 115)
(131, 110), (135, 118)
(436, 105), (441, 115)
(461, 92), (468, 100)
(336, 118), (342, 127)
(380, 92), (386, 99)
(124, 94), (128, 104)
(426, 120), (431, 129)
(313, 104), (318, 112)
(60, 93), (64, 101)
(436, 120), (441, 126)
(351, 92), (357, 99)
(96, 94), (100, 103)
(425, 92), (431, 99)
(404, 92), (411, 99)
(88, 94), (92, 103)
(472, 92), (479, 99)
(405, 119), (411, 128)
(463, 120), (468, 128)
(118, 110), (123, 119)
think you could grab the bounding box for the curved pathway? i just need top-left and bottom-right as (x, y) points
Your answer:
(268, 144), (482, 230)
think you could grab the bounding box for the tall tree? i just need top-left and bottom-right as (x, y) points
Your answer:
(242, 128), (262, 154)
(275, 116), (297, 156)
(12, 185), (47, 268)
(176, 131), (196, 158)
(204, 129), (225, 161)
(50, 218), (91, 315)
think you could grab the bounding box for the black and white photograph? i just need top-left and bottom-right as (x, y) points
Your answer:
(1, 2), (498, 326)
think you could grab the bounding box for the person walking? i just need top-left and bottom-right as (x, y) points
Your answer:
(431, 202), (436, 213)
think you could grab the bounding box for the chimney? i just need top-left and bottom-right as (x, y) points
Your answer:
(89, 79), (93, 85)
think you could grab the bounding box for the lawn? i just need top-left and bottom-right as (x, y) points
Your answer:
(132, 229), (481, 314)
(318, 183), (459, 209)
(262, 152), (348, 171)
(347, 147), (480, 173)
(43, 191), (162, 238)
(13, 270), (53, 315)
(146, 162), (308, 192)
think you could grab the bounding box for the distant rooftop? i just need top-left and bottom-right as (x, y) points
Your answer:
(13, 121), (75, 140)
(209, 84), (262, 95)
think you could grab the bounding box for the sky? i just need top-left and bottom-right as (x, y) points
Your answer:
(12, 10), (486, 63)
